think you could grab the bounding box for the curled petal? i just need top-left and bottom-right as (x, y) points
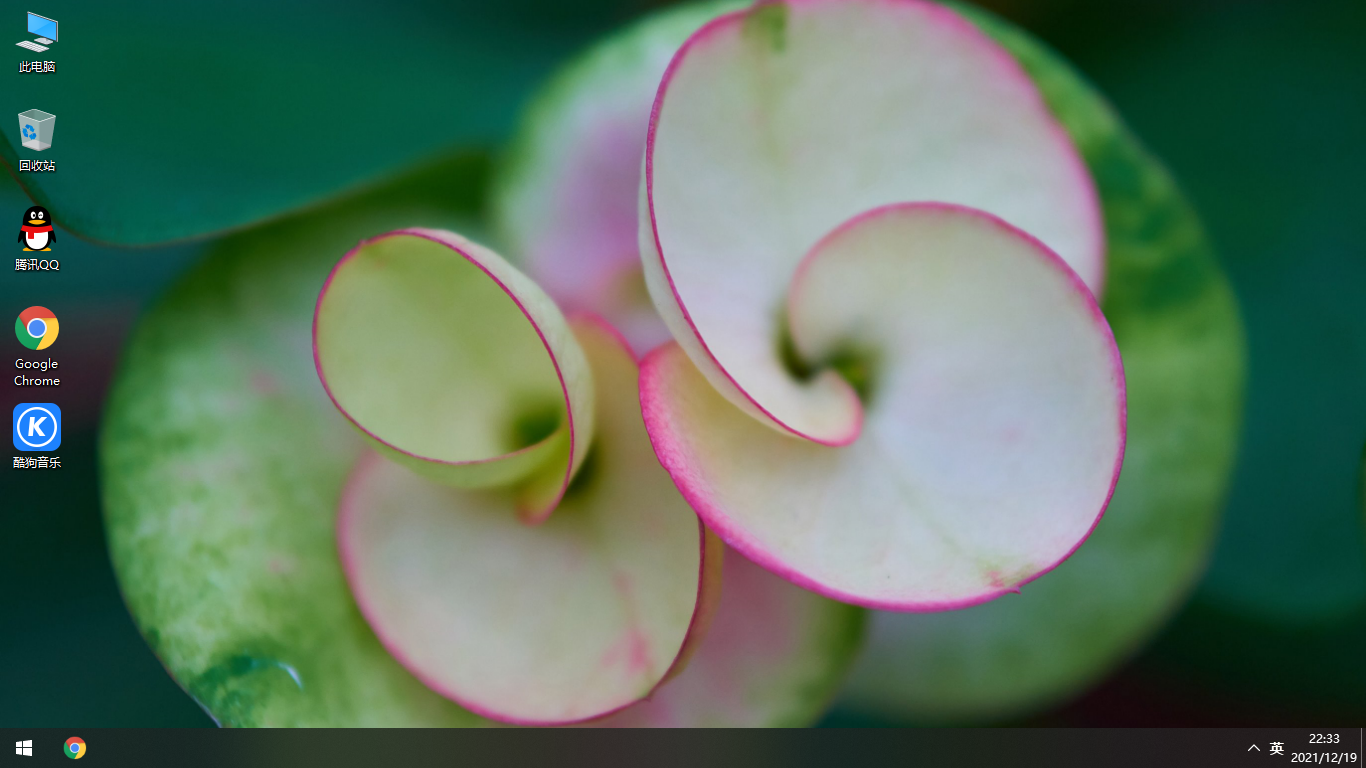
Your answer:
(641, 204), (1125, 609)
(313, 228), (593, 521)
(494, 0), (744, 354)
(339, 317), (715, 724)
(641, 0), (1103, 444)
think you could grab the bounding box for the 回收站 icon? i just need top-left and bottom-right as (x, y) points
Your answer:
(18, 109), (55, 151)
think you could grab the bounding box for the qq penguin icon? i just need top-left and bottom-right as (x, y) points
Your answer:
(19, 205), (55, 251)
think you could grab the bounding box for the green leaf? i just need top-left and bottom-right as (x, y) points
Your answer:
(101, 0), (869, 725)
(101, 153), (497, 726)
(5, 0), (644, 246)
(839, 4), (1245, 721)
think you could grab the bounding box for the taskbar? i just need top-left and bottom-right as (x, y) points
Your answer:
(0, 727), (1362, 767)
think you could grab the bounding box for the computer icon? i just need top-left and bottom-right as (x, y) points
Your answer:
(16, 12), (57, 53)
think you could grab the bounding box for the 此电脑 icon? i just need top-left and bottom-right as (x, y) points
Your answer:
(15, 12), (56, 52)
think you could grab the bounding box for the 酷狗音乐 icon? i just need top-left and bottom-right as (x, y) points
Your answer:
(15, 306), (58, 350)
(13, 403), (60, 452)
(18, 109), (55, 151)
(18, 206), (55, 251)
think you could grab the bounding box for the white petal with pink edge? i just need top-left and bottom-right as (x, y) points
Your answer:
(641, 0), (1103, 444)
(640, 204), (1124, 609)
(339, 318), (714, 725)
(493, 0), (745, 355)
(587, 547), (864, 727)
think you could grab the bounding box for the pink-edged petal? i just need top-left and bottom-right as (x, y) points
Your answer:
(641, 0), (1102, 444)
(640, 204), (1125, 610)
(313, 228), (594, 521)
(493, 1), (743, 354)
(587, 546), (865, 727)
(339, 317), (714, 725)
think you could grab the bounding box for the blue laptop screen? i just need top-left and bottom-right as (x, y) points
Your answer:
(28, 13), (56, 41)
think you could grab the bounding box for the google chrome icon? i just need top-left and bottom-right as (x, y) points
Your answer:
(64, 737), (86, 759)
(16, 306), (59, 350)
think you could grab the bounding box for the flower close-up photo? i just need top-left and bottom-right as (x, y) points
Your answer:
(2, 0), (1363, 761)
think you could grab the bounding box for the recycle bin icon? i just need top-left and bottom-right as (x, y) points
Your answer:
(18, 109), (55, 151)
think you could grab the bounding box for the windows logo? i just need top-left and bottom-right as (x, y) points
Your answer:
(16, 740), (33, 756)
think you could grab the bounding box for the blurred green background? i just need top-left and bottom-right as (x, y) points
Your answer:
(2, 0), (1363, 726)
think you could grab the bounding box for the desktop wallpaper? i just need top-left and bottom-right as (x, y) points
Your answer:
(1, 0), (1363, 727)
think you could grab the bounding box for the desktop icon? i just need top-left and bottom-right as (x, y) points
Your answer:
(18, 206), (56, 251)
(13, 403), (60, 452)
(18, 109), (55, 151)
(15, 306), (58, 350)
(63, 737), (84, 760)
(16, 12), (56, 52)
(16, 740), (33, 757)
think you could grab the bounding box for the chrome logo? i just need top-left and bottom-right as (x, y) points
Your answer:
(64, 737), (85, 759)
(15, 306), (58, 350)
